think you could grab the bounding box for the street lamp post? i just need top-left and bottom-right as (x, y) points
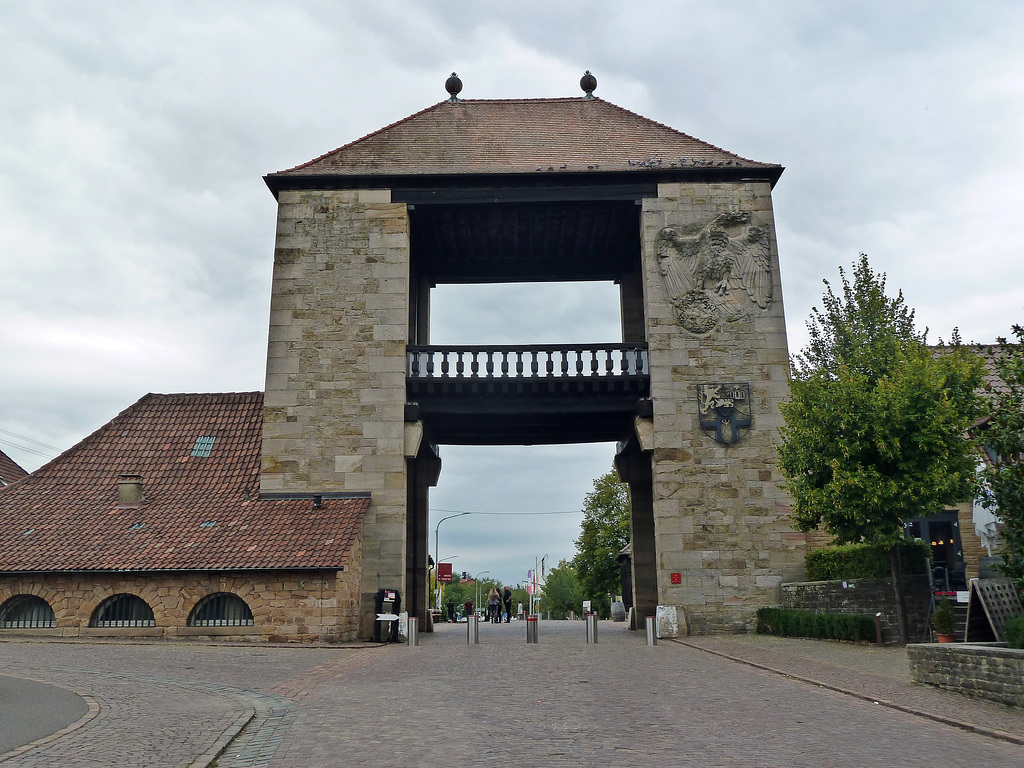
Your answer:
(434, 512), (470, 609)
(532, 554), (548, 615)
(474, 570), (490, 615)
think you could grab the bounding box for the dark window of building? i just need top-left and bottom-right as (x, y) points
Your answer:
(0, 595), (56, 628)
(188, 593), (254, 627)
(90, 594), (156, 627)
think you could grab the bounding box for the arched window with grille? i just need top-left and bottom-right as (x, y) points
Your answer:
(187, 593), (254, 627)
(90, 594), (155, 627)
(0, 595), (56, 628)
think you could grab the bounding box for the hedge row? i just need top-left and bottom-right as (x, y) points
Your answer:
(756, 607), (876, 642)
(1006, 615), (1024, 650)
(806, 541), (930, 581)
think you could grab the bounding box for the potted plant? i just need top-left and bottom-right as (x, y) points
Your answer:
(931, 597), (957, 643)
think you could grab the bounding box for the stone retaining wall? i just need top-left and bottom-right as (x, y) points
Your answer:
(781, 576), (930, 643)
(908, 643), (1024, 707)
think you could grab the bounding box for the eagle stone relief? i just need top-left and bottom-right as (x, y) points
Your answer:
(655, 211), (773, 334)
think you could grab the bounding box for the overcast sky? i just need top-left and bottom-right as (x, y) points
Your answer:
(2, 3), (1023, 588)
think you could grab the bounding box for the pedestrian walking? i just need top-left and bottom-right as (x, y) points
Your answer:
(464, 597), (474, 621)
(517, 601), (524, 620)
(446, 598), (455, 623)
(487, 587), (501, 623)
(502, 585), (513, 622)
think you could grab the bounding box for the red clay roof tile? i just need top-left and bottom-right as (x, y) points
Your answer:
(0, 449), (28, 487)
(269, 97), (781, 178)
(0, 393), (367, 572)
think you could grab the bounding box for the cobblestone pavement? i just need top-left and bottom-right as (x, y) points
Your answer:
(2, 624), (1023, 767)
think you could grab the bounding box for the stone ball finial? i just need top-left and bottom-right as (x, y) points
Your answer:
(580, 70), (597, 99)
(445, 72), (463, 102)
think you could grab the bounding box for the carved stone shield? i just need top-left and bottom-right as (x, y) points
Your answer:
(698, 384), (751, 444)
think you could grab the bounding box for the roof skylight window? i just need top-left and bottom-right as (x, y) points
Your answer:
(190, 436), (216, 458)
(199, 520), (217, 528)
(129, 522), (146, 530)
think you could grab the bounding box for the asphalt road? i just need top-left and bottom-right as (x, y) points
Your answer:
(0, 674), (88, 754)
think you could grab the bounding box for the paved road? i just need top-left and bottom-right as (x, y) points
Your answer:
(0, 676), (87, 755)
(1, 622), (1022, 767)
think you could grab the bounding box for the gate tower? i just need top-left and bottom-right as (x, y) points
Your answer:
(260, 74), (804, 637)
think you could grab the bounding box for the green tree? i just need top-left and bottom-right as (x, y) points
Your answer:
(777, 255), (984, 642)
(572, 468), (630, 618)
(979, 324), (1024, 591)
(540, 560), (583, 619)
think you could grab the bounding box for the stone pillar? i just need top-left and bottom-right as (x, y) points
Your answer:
(619, 264), (646, 343)
(639, 182), (802, 633)
(406, 443), (440, 628)
(261, 188), (411, 637)
(616, 442), (657, 625)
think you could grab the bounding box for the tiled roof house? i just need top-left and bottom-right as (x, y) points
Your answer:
(0, 393), (368, 641)
(0, 448), (28, 487)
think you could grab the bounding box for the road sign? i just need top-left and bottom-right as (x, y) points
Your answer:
(376, 613), (399, 621)
(438, 562), (453, 583)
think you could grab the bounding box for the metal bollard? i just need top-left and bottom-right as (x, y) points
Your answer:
(569, 610), (575, 621)
(585, 612), (598, 644)
(645, 616), (657, 646)
(407, 616), (418, 646)
(526, 614), (538, 644)
(467, 615), (479, 644)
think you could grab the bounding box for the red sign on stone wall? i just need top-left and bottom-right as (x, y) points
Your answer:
(438, 562), (453, 583)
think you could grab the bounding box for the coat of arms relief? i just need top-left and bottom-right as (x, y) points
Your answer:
(655, 211), (774, 334)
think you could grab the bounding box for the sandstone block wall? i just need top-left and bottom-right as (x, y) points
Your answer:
(908, 643), (1024, 707)
(0, 566), (361, 642)
(260, 188), (410, 636)
(640, 181), (802, 633)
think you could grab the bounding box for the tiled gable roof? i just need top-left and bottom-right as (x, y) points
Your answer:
(0, 393), (367, 573)
(269, 98), (781, 179)
(0, 448), (29, 487)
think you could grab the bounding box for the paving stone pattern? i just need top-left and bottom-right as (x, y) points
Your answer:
(2, 627), (1023, 767)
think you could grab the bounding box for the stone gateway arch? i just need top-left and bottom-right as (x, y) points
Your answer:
(259, 75), (803, 638)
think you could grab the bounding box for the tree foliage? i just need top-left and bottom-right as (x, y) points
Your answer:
(978, 324), (1024, 589)
(778, 255), (984, 643)
(778, 255), (984, 545)
(539, 560), (583, 619)
(572, 468), (630, 616)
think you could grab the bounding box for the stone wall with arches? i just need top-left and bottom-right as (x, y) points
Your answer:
(0, 562), (362, 642)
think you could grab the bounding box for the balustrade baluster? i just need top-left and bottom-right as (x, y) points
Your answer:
(471, 350), (480, 377)
(485, 350), (494, 376)
(410, 351), (419, 377)
(516, 351), (524, 377)
(531, 351), (539, 377)
(426, 351), (435, 376)
(456, 351), (464, 376)
(441, 351), (450, 377)
(560, 349), (569, 375)
(546, 349), (554, 377)
(605, 349), (614, 375)
(501, 351), (509, 376)
(575, 350), (584, 375)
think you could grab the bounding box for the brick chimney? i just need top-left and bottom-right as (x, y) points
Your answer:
(117, 473), (145, 505)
